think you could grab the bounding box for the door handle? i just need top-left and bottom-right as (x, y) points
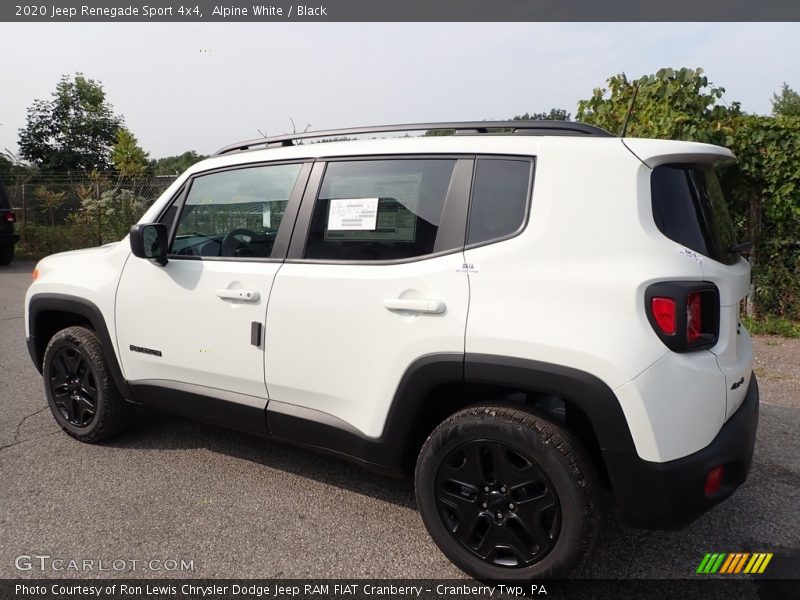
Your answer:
(215, 288), (260, 302)
(383, 298), (446, 314)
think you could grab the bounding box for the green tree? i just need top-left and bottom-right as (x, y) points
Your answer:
(578, 67), (800, 321)
(513, 108), (571, 121)
(425, 109), (571, 136)
(150, 150), (208, 175)
(111, 128), (150, 180)
(723, 115), (800, 319)
(0, 151), (36, 191)
(34, 186), (66, 227)
(0, 155), (13, 181)
(771, 83), (800, 117)
(18, 73), (123, 173)
(577, 67), (738, 141)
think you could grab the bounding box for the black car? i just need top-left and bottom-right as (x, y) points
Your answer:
(0, 179), (19, 265)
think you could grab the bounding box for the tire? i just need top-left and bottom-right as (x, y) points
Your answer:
(0, 244), (13, 265)
(43, 326), (134, 443)
(414, 405), (599, 580)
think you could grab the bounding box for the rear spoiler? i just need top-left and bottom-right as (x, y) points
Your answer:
(622, 138), (736, 169)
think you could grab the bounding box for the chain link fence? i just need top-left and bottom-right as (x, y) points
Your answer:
(5, 175), (177, 257)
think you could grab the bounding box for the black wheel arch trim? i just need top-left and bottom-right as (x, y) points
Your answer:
(268, 353), (638, 475)
(27, 293), (133, 400)
(463, 353), (636, 454)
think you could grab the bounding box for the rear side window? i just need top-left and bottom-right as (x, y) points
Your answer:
(651, 164), (738, 265)
(304, 159), (456, 261)
(467, 158), (532, 245)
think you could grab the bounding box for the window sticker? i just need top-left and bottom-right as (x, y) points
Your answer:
(323, 172), (423, 242)
(327, 198), (379, 231)
(325, 199), (417, 242)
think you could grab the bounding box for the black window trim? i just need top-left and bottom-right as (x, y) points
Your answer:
(156, 159), (314, 263)
(286, 154), (475, 266)
(463, 154), (536, 251)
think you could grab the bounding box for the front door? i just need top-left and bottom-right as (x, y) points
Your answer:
(116, 161), (309, 426)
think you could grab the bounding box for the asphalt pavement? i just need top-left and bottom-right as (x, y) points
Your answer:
(1, 260), (798, 580)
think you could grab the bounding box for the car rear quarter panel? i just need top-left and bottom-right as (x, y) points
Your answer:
(463, 139), (728, 462)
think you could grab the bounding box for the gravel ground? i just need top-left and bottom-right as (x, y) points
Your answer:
(1, 260), (798, 580)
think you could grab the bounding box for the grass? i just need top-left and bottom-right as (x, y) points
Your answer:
(741, 315), (800, 338)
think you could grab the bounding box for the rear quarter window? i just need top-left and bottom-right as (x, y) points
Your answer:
(650, 164), (739, 265)
(467, 158), (532, 246)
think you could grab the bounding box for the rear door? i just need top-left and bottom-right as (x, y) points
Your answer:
(263, 156), (472, 439)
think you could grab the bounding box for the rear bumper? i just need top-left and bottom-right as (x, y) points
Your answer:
(605, 374), (759, 529)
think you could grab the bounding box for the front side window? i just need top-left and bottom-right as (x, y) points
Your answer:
(304, 159), (457, 261)
(170, 163), (302, 258)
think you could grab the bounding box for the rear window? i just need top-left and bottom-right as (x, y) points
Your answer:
(651, 164), (739, 265)
(0, 181), (9, 209)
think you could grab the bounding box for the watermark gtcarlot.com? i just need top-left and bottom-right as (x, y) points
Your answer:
(15, 554), (196, 573)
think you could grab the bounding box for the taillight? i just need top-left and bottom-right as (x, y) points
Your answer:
(4, 211), (13, 223)
(686, 292), (703, 344)
(650, 297), (676, 335)
(704, 465), (724, 496)
(645, 282), (720, 352)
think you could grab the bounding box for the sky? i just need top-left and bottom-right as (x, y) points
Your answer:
(1, 22), (798, 159)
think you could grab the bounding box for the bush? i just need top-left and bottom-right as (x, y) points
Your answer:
(72, 188), (148, 243)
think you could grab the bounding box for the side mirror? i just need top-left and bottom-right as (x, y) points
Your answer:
(130, 223), (168, 265)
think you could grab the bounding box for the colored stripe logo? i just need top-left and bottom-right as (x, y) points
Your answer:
(696, 552), (773, 574)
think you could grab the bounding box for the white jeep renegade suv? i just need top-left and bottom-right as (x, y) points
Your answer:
(25, 122), (759, 580)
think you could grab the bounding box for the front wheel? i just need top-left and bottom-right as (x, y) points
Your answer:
(43, 326), (134, 443)
(414, 405), (600, 580)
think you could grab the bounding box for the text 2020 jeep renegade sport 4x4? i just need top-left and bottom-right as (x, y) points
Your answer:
(25, 122), (759, 580)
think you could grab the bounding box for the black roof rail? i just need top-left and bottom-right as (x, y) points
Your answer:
(213, 121), (613, 156)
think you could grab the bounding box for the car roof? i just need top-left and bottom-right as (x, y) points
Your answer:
(186, 133), (734, 177)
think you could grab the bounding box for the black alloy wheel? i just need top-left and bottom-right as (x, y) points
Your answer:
(435, 439), (561, 568)
(43, 326), (134, 443)
(415, 405), (599, 580)
(49, 345), (99, 427)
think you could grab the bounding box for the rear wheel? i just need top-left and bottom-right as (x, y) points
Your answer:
(415, 405), (599, 580)
(43, 326), (134, 442)
(0, 244), (13, 265)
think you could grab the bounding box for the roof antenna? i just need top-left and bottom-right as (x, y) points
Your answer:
(620, 83), (639, 138)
